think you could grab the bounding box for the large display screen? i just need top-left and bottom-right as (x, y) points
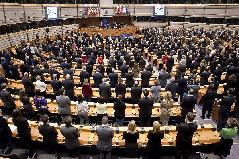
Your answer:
(46, 7), (59, 19)
(154, 5), (165, 16)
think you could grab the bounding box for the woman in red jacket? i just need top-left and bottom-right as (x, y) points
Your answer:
(82, 79), (93, 102)
(98, 55), (104, 65)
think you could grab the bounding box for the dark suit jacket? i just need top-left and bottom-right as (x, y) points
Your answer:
(80, 71), (89, 84)
(22, 77), (35, 94)
(125, 72), (134, 87)
(51, 79), (62, 96)
(0, 116), (12, 145)
(62, 79), (74, 98)
(109, 73), (118, 87)
(138, 97), (154, 118)
(96, 125), (114, 152)
(39, 123), (58, 144)
(130, 86), (142, 103)
(99, 83), (111, 101)
(93, 72), (103, 87)
(115, 83), (126, 97)
(114, 100), (126, 119)
(141, 71), (152, 87)
(176, 122), (198, 150)
(120, 64), (129, 78)
(60, 125), (80, 149)
(181, 95), (196, 112)
(219, 95), (235, 116)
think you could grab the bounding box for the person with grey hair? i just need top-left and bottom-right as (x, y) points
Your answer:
(60, 116), (80, 158)
(35, 75), (46, 97)
(151, 80), (161, 102)
(96, 115), (114, 159)
(51, 74), (62, 96)
(62, 74), (75, 100)
(22, 72), (35, 97)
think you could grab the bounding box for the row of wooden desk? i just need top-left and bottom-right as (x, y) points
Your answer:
(0, 98), (183, 117)
(7, 118), (220, 147)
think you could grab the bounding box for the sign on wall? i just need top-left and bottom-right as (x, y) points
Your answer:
(154, 5), (165, 16)
(46, 7), (59, 19)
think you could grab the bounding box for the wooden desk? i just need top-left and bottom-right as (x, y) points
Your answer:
(7, 118), (220, 147)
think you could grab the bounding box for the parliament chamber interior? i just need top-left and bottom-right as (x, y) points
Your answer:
(0, 1), (239, 159)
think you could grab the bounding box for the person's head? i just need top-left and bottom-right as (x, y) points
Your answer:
(189, 88), (194, 95)
(128, 120), (136, 133)
(19, 89), (26, 97)
(186, 112), (195, 122)
(1, 83), (7, 89)
(53, 74), (57, 80)
(228, 88), (234, 95)
(77, 95), (84, 103)
(134, 80), (138, 86)
(153, 121), (161, 133)
(227, 117), (239, 128)
(36, 75), (41, 81)
(65, 74), (71, 79)
(143, 89), (149, 97)
(102, 115), (108, 125)
(118, 94), (123, 100)
(24, 72), (28, 77)
(164, 91), (172, 101)
(59, 88), (64, 95)
(41, 115), (49, 124)
(12, 109), (22, 119)
(64, 116), (72, 127)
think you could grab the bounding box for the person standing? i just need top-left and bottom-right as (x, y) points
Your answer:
(114, 94), (126, 126)
(123, 120), (139, 158)
(175, 112), (198, 159)
(38, 115), (58, 155)
(99, 80), (111, 103)
(22, 72), (35, 97)
(141, 68), (152, 88)
(151, 80), (161, 102)
(96, 115), (114, 159)
(51, 74), (62, 96)
(180, 89), (197, 122)
(62, 74), (75, 100)
(82, 79), (92, 102)
(0, 83), (16, 115)
(12, 109), (33, 157)
(76, 95), (89, 125)
(0, 109), (12, 151)
(215, 117), (239, 159)
(138, 90), (154, 126)
(146, 121), (164, 159)
(160, 91), (174, 126)
(131, 81), (142, 104)
(60, 116), (80, 158)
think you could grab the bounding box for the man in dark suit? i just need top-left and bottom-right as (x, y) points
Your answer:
(63, 65), (74, 78)
(108, 69), (118, 88)
(86, 63), (93, 76)
(60, 116), (80, 158)
(200, 69), (210, 86)
(125, 71), (134, 88)
(141, 69), (152, 88)
(97, 64), (105, 76)
(114, 95), (126, 126)
(51, 74), (62, 96)
(177, 75), (187, 100)
(175, 112), (198, 159)
(166, 55), (174, 72)
(0, 109), (12, 151)
(120, 62), (129, 78)
(22, 72), (35, 97)
(49, 66), (60, 80)
(217, 88), (235, 130)
(166, 77), (178, 99)
(62, 74), (75, 100)
(96, 115), (114, 159)
(0, 83), (16, 115)
(79, 66), (89, 85)
(38, 115), (58, 154)
(93, 70), (103, 88)
(180, 89), (197, 122)
(99, 80), (111, 103)
(115, 79), (126, 98)
(158, 68), (169, 88)
(138, 90), (154, 126)
(131, 81), (142, 104)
